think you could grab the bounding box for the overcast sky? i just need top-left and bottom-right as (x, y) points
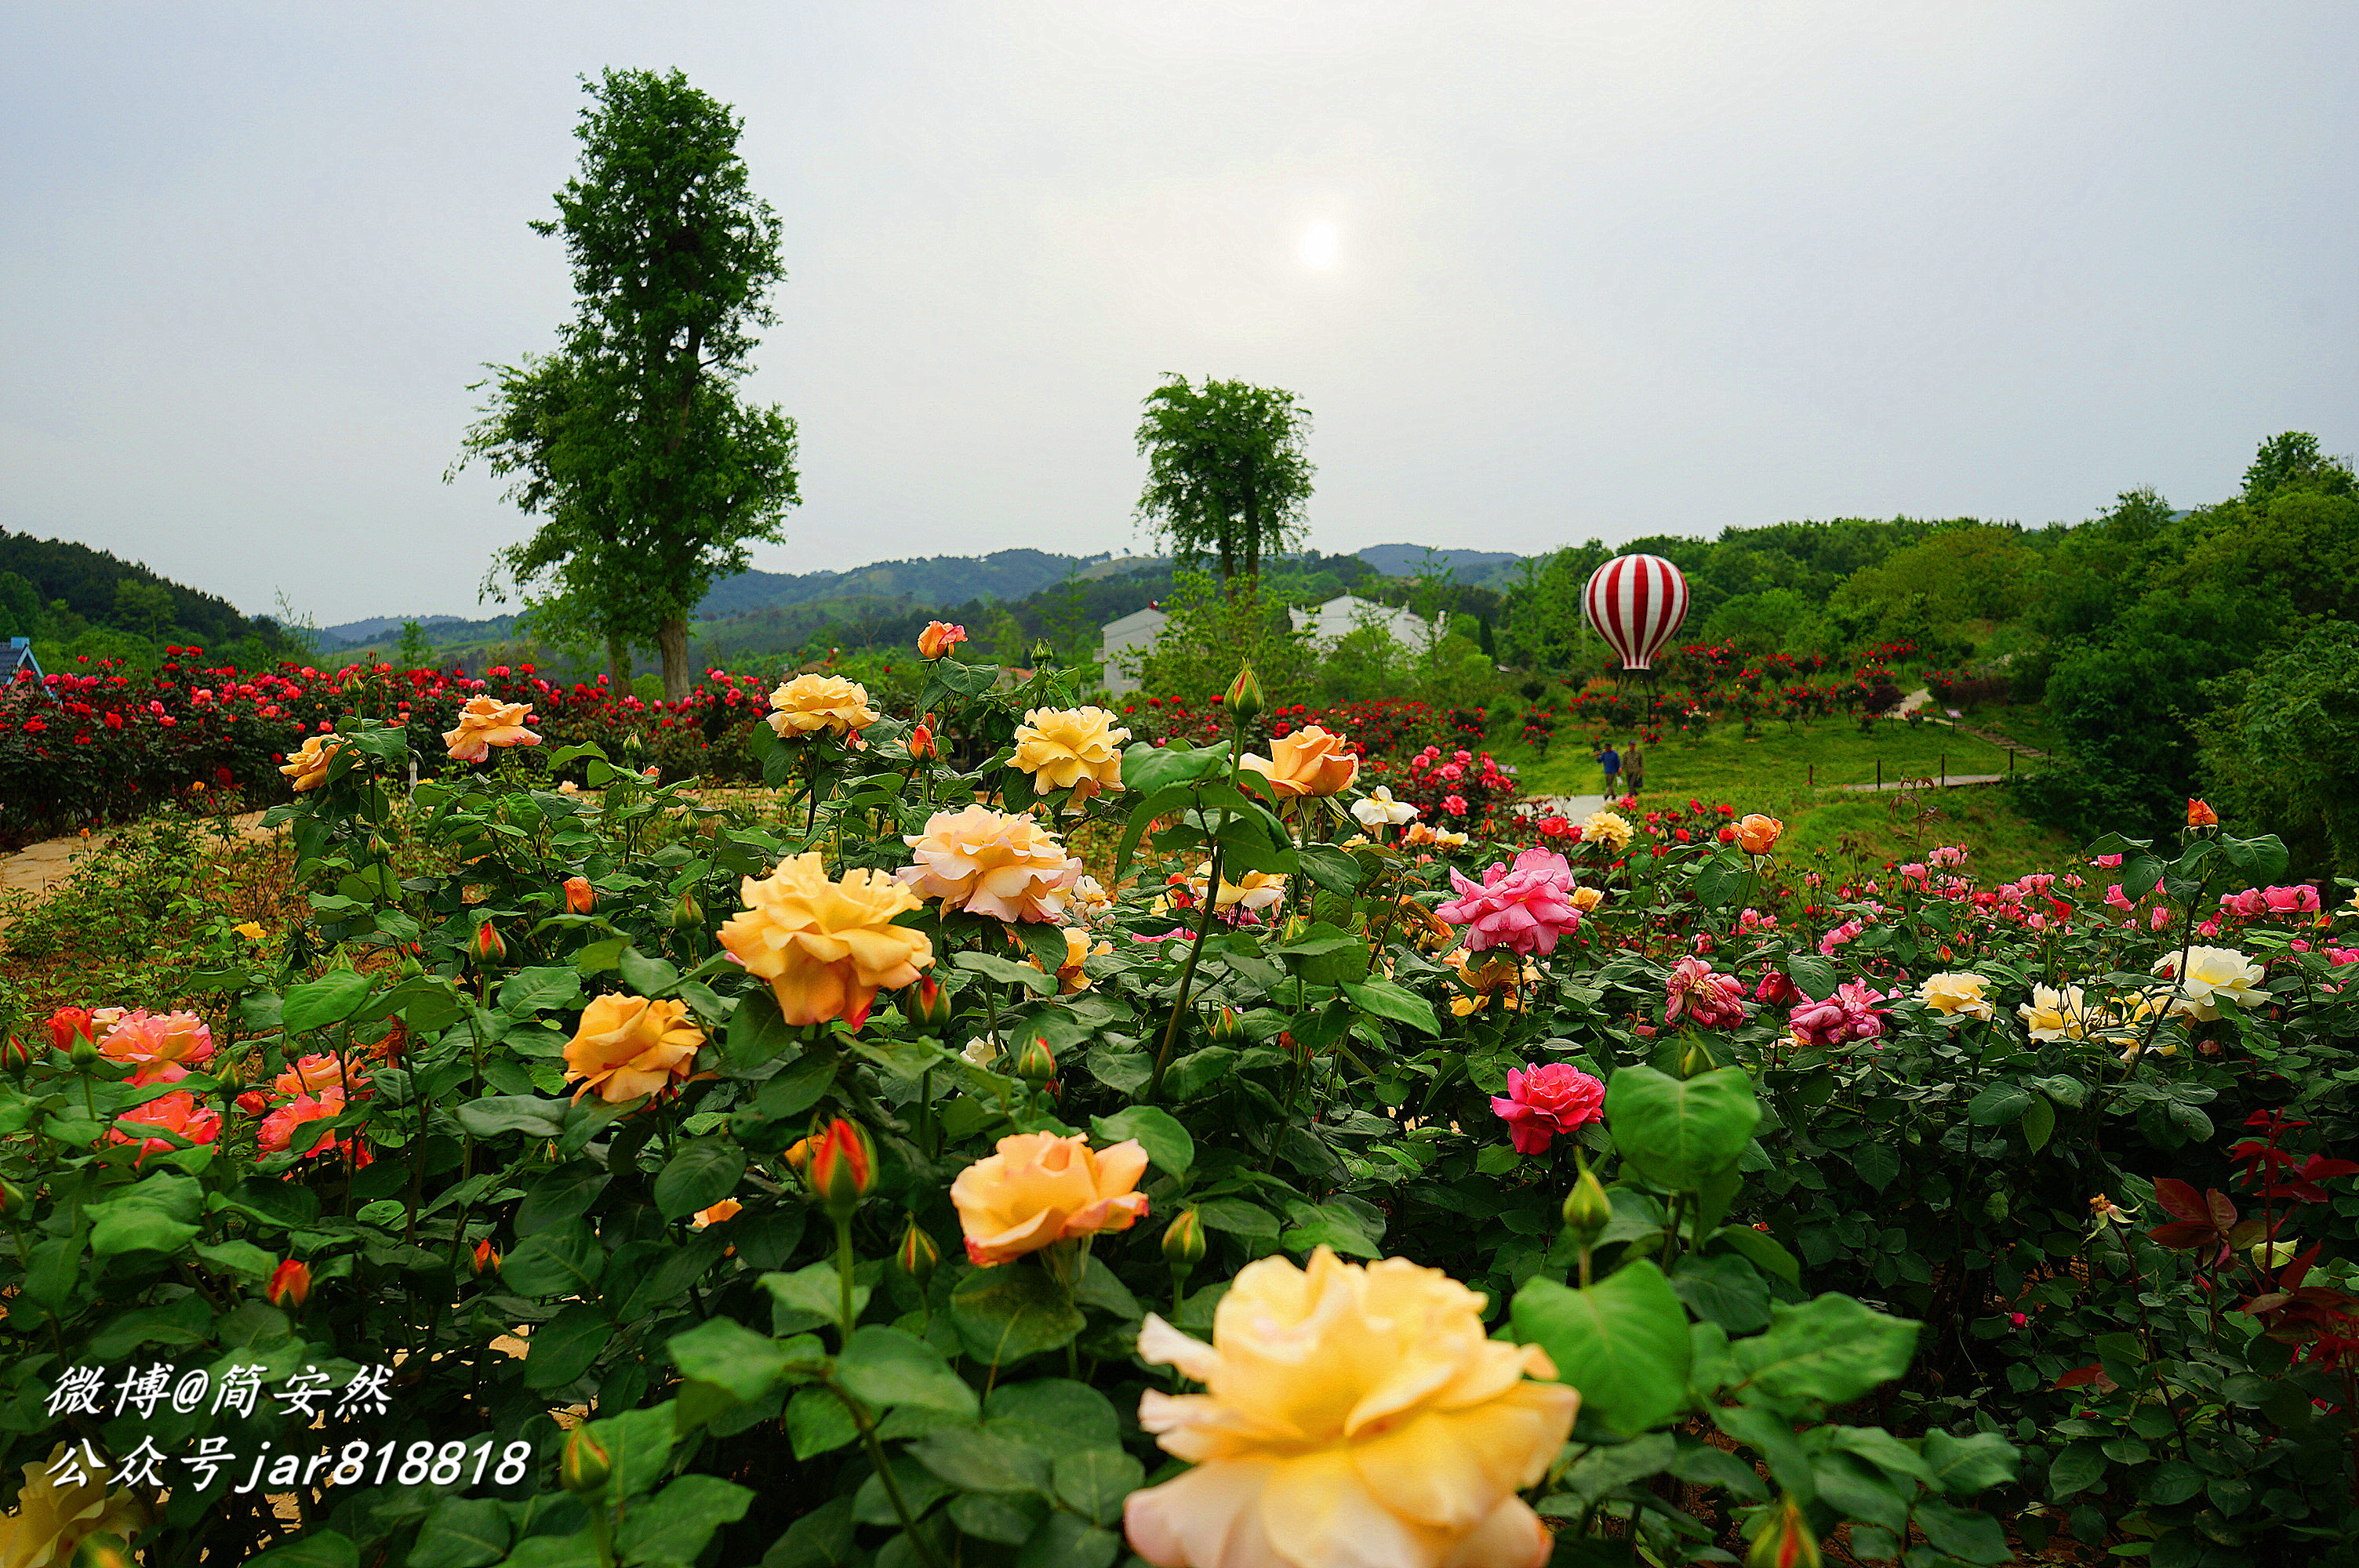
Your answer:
(4, 2), (2354, 623)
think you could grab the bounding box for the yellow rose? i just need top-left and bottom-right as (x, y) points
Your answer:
(562, 994), (706, 1103)
(442, 695), (542, 763)
(1242, 725), (1360, 799)
(952, 1131), (1151, 1265)
(0, 1446), (148, 1568)
(1579, 811), (1634, 851)
(1123, 1248), (1576, 1568)
(1187, 861), (1286, 914)
(278, 733), (347, 792)
(1014, 707), (1131, 800)
(898, 806), (1084, 923)
(1570, 886), (1605, 913)
(719, 854), (932, 1028)
(766, 673), (878, 739)
(1918, 971), (1995, 1022)
(1027, 927), (1112, 995)
(2018, 983), (2088, 1042)
(2158, 945), (2268, 1022)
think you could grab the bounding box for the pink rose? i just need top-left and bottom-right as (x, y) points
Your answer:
(1489, 1062), (1605, 1155)
(1666, 956), (1748, 1029)
(2265, 884), (2322, 915)
(1435, 848), (1582, 957)
(1789, 981), (1888, 1051)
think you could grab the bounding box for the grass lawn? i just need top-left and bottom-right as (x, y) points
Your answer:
(1487, 717), (2081, 883)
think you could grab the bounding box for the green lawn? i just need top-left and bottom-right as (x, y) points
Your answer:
(1488, 717), (2081, 882)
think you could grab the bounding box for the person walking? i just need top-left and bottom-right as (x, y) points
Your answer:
(1622, 741), (1645, 799)
(1594, 739), (1621, 797)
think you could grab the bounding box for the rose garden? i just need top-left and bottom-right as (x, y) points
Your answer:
(2, 619), (2356, 1568)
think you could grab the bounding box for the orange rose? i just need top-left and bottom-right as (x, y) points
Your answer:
(2188, 798), (2219, 828)
(951, 1131), (1150, 1265)
(562, 994), (705, 1103)
(278, 733), (347, 792)
(1242, 725), (1359, 799)
(718, 854), (934, 1028)
(918, 621), (969, 660)
(443, 695), (542, 763)
(1736, 813), (1783, 855)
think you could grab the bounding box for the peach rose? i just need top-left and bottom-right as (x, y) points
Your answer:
(562, 994), (705, 1103)
(898, 806), (1085, 923)
(443, 695), (541, 763)
(0, 1445), (149, 1568)
(1013, 706), (1131, 800)
(766, 673), (879, 739)
(259, 1089), (348, 1157)
(719, 854), (934, 1028)
(693, 1198), (743, 1229)
(272, 1052), (368, 1099)
(1028, 927), (1112, 995)
(109, 1091), (223, 1164)
(278, 733), (347, 792)
(1123, 1248), (1577, 1568)
(918, 621), (968, 660)
(951, 1131), (1151, 1265)
(1736, 813), (1783, 855)
(97, 1009), (214, 1085)
(1243, 725), (1360, 799)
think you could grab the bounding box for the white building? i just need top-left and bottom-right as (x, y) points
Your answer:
(1289, 594), (1445, 652)
(1097, 604), (1167, 696)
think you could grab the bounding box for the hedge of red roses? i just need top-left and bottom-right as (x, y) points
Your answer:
(0, 652), (787, 848)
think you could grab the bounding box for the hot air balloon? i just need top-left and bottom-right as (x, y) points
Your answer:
(1583, 554), (1690, 673)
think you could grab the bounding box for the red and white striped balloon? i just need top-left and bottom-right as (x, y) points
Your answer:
(1582, 554), (1691, 671)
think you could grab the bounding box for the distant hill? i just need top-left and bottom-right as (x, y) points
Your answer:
(696, 550), (1114, 619)
(1355, 544), (1524, 581)
(0, 528), (273, 649)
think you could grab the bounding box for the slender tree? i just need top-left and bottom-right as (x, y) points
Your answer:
(1134, 376), (1314, 593)
(454, 68), (800, 701)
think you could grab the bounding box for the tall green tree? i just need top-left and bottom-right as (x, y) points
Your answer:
(2241, 430), (2356, 503)
(455, 67), (800, 701)
(1134, 376), (1314, 593)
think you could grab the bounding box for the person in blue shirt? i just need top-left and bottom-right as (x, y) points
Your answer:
(1594, 741), (1621, 796)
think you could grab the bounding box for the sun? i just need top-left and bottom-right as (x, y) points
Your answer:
(1297, 220), (1340, 271)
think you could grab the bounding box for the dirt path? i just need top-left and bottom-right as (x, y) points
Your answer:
(0, 812), (274, 902)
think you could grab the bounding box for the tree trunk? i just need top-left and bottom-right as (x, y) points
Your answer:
(607, 637), (631, 690)
(658, 615), (692, 705)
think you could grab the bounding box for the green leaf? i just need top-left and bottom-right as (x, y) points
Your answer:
(1849, 1142), (1901, 1195)
(501, 1220), (605, 1298)
(954, 951), (1055, 996)
(1921, 1429), (2019, 1496)
(191, 1240), (279, 1284)
(1340, 979), (1440, 1036)
(667, 1318), (799, 1403)
(517, 1163), (612, 1233)
(281, 970), (373, 1033)
(728, 987), (803, 1069)
(1510, 1261), (1692, 1439)
(653, 1138), (747, 1221)
(951, 1265), (1086, 1369)
(758, 1052), (839, 1119)
(1119, 740), (1232, 796)
(1090, 1107), (1194, 1178)
(408, 1497), (512, 1568)
(1911, 1499), (2012, 1565)
(2019, 1093), (2057, 1152)
(89, 1203), (200, 1259)
(1605, 1066), (1761, 1192)
(1296, 844), (1365, 891)
(837, 1325), (980, 1416)
(1052, 1448), (1146, 1526)
(1783, 953), (1839, 1001)
(456, 1094), (570, 1140)
(1713, 1403), (1813, 1497)
(575, 938), (629, 975)
(580, 1404), (682, 1504)
(1671, 1254), (1771, 1334)
(763, 1497), (857, 1568)
(1712, 1227), (1800, 1287)
(1016, 1514), (1120, 1568)
(619, 1475), (755, 1567)
(1966, 1082), (2033, 1126)
(249, 1531), (360, 1568)
(1732, 1294), (1921, 1408)
(500, 966), (583, 1016)
(524, 1302), (612, 1390)
(1193, 1197), (1280, 1237)
(987, 1379), (1121, 1450)
(764, 1262), (870, 1332)
(787, 1385), (860, 1459)
(908, 1428), (1051, 1494)
(2121, 855), (2167, 902)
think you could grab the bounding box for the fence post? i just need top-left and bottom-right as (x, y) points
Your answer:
(1808, 763), (1815, 787)
(1876, 759), (1883, 790)
(1941, 752), (1946, 786)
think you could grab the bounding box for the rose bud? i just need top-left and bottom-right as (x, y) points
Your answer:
(266, 1258), (312, 1311)
(805, 1118), (876, 1218)
(1223, 664), (1265, 724)
(908, 976), (952, 1034)
(564, 876), (595, 915)
(50, 1007), (96, 1055)
(1, 1036), (35, 1079)
(2187, 797), (2219, 829)
(908, 720), (937, 761)
(896, 1219), (941, 1285)
(471, 920), (507, 969)
(560, 1428), (612, 1497)
(1013, 1036), (1058, 1087)
(1745, 1494), (1822, 1568)
(1561, 1154), (1614, 1249)
(671, 886), (703, 931)
(1161, 1207), (1208, 1277)
(473, 1239), (500, 1274)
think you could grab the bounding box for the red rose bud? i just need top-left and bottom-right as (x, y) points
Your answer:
(1746, 1494), (1822, 1568)
(1716, 826), (1738, 844)
(266, 1258), (312, 1311)
(671, 886), (703, 930)
(1223, 663), (1265, 723)
(1754, 971), (1799, 1007)
(1, 1036), (35, 1079)
(1209, 1005), (1247, 1044)
(1013, 1036), (1057, 1087)
(2187, 797), (2219, 829)
(563, 876), (595, 915)
(236, 1090), (270, 1115)
(806, 1118), (876, 1218)
(473, 1239), (500, 1275)
(908, 976), (952, 1033)
(471, 920), (506, 968)
(560, 1427), (612, 1497)
(896, 1219), (941, 1284)
(49, 1007), (96, 1054)
(908, 720), (937, 761)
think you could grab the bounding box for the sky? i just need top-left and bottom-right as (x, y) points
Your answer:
(3, 2), (2355, 623)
